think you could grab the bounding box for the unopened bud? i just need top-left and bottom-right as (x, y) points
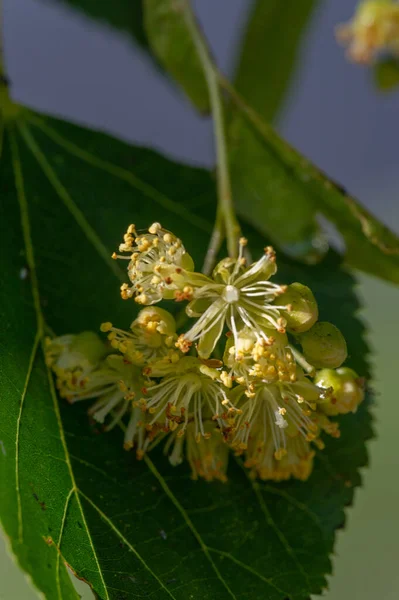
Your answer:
(278, 283), (318, 333)
(314, 367), (365, 415)
(298, 322), (347, 369)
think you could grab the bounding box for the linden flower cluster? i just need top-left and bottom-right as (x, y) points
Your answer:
(46, 223), (365, 483)
(336, 0), (399, 64)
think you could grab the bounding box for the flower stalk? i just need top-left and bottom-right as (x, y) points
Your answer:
(182, 0), (241, 264)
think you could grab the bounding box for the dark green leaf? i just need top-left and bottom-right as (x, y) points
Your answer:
(143, 0), (210, 112)
(227, 82), (399, 282)
(0, 103), (372, 599)
(49, 0), (148, 49)
(230, 0), (325, 263)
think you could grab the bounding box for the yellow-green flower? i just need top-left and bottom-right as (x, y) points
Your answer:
(100, 307), (177, 366)
(225, 375), (333, 481)
(178, 241), (290, 358)
(223, 327), (297, 392)
(113, 222), (195, 304)
(139, 356), (235, 440)
(46, 334), (149, 455)
(336, 0), (399, 64)
(45, 332), (109, 395)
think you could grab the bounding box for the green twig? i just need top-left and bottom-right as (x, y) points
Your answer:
(202, 205), (224, 275)
(182, 1), (241, 263)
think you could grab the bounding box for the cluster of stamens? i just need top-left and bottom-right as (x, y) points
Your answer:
(336, 0), (399, 64)
(47, 223), (365, 483)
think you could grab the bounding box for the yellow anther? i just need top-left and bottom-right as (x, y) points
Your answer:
(148, 222), (161, 234)
(135, 294), (149, 304)
(274, 449), (287, 460)
(220, 371), (233, 388)
(127, 224), (136, 235)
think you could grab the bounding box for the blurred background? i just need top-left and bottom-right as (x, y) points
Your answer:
(1, 0), (398, 598)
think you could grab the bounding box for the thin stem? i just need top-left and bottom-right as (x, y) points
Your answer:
(202, 205), (224, 275)
(182, 1), (240, 261)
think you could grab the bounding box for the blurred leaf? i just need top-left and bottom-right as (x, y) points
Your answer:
(230, 118), (328, 263)
(374, 56), (399, 91)
(226, 80), (399, 283)
(230, 0), (325, 263)
(143, 0), (210, 112)
(234, 0), (319, 123)
(0, 101), (373, 598)
(50, 0), (148, 49)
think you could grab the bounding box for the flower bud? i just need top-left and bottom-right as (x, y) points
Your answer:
(298, 322), (347, 368)
(277, 283), (318, 333)
(314, 367), (365, 415)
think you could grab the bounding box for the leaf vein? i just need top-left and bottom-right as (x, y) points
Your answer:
(78, 490), (177, 600)
(207, 546), (292, 598)
(237, 457), (310, 587)
(26, 114), (213, 234)
(11, 123), (110, 600)
(56, 487), (75, 599)
(144, 456), (237, 599)
(18, 121), (124, 283)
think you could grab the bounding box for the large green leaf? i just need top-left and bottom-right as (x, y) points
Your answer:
(143, 0), (209, 112)
(0, 102), (372, 599)
(50, 0), (148, 49)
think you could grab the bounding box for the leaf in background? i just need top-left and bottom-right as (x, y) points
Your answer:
(143, 0), (210, 113)
(233, 0), (319, 123)
(0, 101), (373, 598)
(49, 0), (148, 49)
(230, 0), (325, 263)
(226, 83), (399, 283)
